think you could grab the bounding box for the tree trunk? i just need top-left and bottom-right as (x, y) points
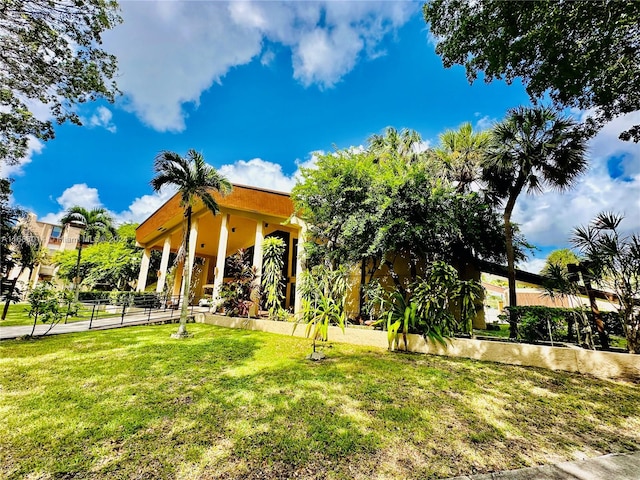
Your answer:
(175, 206), (192, 338)
(502, 176), (525, 339)
(582, 276), (609, 350)
(1, 271), (23, 320)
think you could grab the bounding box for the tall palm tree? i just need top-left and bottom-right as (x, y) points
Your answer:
(60, 207), (116, 300)
(434, 122), (490, 193)
(483, 106), (587, 337)
(151, 149), (232, 338)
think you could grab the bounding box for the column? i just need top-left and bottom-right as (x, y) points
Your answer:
(213, 214), (229, 304)
(136, 247), (151, 292)
(156, 237), (172, 293)
(250, 220), (264, 316)
(179, 219), (199, 307)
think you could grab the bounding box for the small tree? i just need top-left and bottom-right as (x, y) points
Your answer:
(572, 212), (640, 354)
(27, 283), (66, 336)
(261, 237), (287, 320)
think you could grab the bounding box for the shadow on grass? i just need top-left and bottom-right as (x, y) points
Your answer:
(1, 324), (639, 479)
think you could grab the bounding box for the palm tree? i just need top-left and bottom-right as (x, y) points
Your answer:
(368, 127), (424, 163)
(434, 122), (490, 193)
(151, 149), (232, 338)
(60, 207), (117, 241)
(483, 106), (587, 337)
(60, 207), (116, 300)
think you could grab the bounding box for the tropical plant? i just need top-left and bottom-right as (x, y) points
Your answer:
(261, 236), (287, 320)
(150, 149), (232, 337)
(434, 122), (490, 193)
(482, 106), (588, 337)
(572, 212), (640, 354)
(295, 265), (348, 354)
(218, 249), (257, 318)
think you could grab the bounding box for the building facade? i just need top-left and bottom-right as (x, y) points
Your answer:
(134, 184), (305, 312)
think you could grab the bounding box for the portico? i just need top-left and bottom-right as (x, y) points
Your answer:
(135, 184), (303, 312)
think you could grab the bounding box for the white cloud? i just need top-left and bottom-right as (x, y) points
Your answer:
(39, 183), (104, 224)
(103, 1), (415, 131)
(115, 186), (177, 225)
(513, 111), (640, 249)
(88, 106), (116, 133)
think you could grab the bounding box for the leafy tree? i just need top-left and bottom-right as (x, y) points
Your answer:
(27, 283), (69, 336)
(1, 223), (41, 320)
(261, 236), (287, 320)
(292, 147), (510, 292)
(572, 212), (640, 354)
(433, 122), (490, 193)
(540, 249), (581, 276)
(482, 106), (587, 337)
(0, 179), (23, 281)
(53, 237), (141, 291)
(151, 149), (232, 337)
(424, 0), (640, 142)
(0, 0), (121, 166)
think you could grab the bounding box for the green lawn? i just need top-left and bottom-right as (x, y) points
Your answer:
(0, 302), (118, 327)
(1, 324), (638, 479)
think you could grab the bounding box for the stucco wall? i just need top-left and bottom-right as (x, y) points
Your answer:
(196, 313), (640, 381)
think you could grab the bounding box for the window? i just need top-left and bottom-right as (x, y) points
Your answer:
(50, 226), (62, 238)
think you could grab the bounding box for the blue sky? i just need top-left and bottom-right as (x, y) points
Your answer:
(5, 1), (639, 273)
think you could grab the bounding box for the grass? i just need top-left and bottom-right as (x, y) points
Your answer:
(1, 324), (639, 479)
(0, 302), (119, 327)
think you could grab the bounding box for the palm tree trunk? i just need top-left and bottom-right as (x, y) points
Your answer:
(175, 206), (192, 337)
(503, 198), (518, 339)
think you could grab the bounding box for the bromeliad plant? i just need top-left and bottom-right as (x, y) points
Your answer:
(295, 264), (348, 353)
(218, 249), (257, 318)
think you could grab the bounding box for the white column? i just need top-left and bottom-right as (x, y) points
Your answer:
(293, 222), (307, 316)
(250, 221), (265, 317)
(136, 247), (151, 292)
(252, 221), (264, 280)
(213, 214), (229, 304)
(156, 237), (172, 293)
(179, 219), (199, 307)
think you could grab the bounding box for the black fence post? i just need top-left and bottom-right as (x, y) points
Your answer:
(121, 302), (126, 325)
(89, 303), (97, 329)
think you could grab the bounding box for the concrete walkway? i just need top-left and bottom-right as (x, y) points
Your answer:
(446, 451), (640, 480)
(0, 307), (209, 340)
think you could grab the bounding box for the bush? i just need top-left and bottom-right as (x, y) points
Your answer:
(506, 306), (624, 345)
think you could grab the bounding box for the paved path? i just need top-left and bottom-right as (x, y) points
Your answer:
(0, 307), (210, 340)
(445, 451), (640, 480)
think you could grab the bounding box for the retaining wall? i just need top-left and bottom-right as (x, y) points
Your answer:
(195, 313), (640, 381)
